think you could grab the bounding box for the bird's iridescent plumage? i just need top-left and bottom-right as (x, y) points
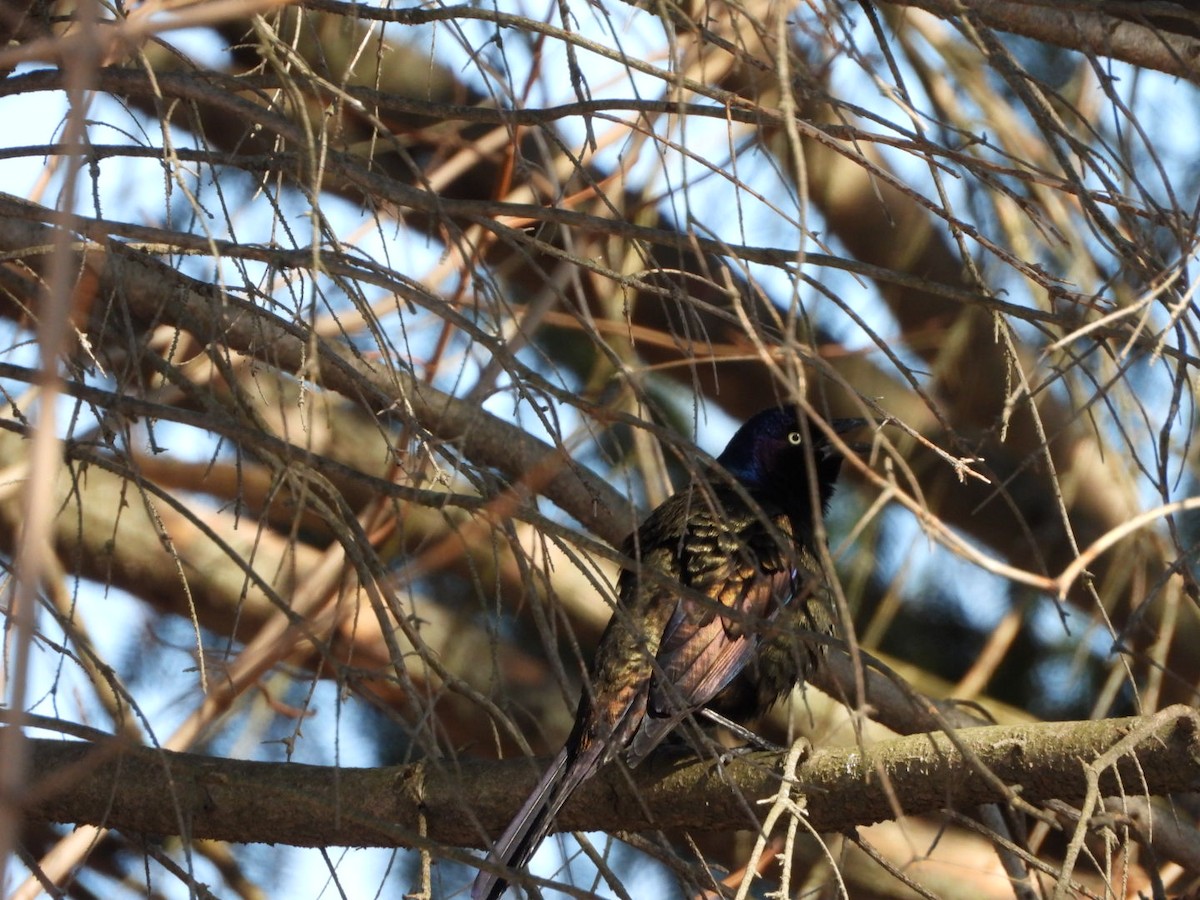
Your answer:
(471, 407), (856, 899)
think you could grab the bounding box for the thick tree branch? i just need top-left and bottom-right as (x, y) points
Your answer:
(15, 707), (1200, 850)
(882, 0), (1200, 84)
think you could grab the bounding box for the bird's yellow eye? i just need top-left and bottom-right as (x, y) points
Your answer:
(787, 431), (803, 445)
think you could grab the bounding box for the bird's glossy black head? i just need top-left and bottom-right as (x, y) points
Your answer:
(716, 407), (861, 518)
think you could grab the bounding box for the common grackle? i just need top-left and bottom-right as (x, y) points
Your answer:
(471, 407), (859, 899)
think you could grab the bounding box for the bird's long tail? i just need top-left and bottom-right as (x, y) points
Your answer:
(471, 740), (605, 900)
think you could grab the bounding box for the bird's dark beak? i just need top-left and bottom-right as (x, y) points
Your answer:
(827, 418), (873, 457)
(831, 418), (869, 435)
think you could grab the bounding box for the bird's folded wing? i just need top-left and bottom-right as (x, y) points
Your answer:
(647, 566), (793, 719)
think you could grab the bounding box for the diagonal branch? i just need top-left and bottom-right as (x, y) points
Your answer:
(0, 211), (637, 545)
